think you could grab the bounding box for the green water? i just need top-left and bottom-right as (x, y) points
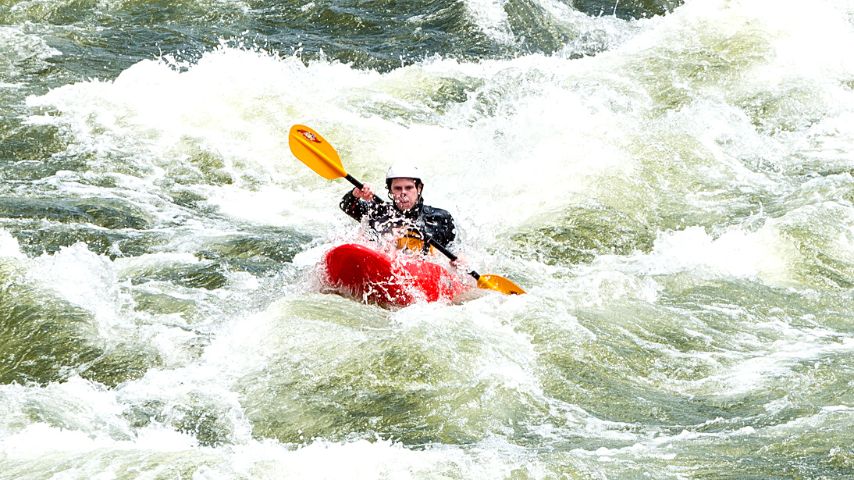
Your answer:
(1, 0), (853, 478)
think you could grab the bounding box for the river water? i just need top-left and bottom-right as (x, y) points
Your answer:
(1, 0), (853, 478)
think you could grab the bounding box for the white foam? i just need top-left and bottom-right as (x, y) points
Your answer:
(207, 184), (339, 230)
(699, 336), (854, 397)
(0, 25), (61, 75)
(462, 0), (514, 45)
(0, 376), (132, 445)
(392, 296), (545, 395)
(219, 436), (530, 480)
(592, 224), (798, 284)
(0, 229), (25, 259)
(28, 243), (131, 336)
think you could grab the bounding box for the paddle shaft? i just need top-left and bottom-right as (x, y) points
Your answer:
(343, 174), (365, 191)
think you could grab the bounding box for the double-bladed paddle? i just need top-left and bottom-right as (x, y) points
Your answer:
(288, 124), (525, 295)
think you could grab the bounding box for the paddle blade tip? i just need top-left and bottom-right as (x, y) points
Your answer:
(288, 124), (347, 180)
(477, 274), (526, 295)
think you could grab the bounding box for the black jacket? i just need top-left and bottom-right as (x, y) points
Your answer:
(339, 191), (456, 249)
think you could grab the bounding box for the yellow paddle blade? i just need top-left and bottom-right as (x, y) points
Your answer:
(288, 124), (347, 180)
(476, 274), (526, 295)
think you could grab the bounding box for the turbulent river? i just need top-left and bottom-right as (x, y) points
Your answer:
(1, 0), (853, 478)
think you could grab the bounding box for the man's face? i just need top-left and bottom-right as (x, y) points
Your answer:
(390, 178), (420, 211)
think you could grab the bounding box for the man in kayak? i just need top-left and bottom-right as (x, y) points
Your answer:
(339, 163), (456, 254)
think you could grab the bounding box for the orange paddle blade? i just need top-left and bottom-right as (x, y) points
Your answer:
(476, 274), (526, 295)
(288, 124), (347, 180)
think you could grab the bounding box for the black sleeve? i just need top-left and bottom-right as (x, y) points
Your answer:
(339, 190), (372, 222)
(424, 207), (456, 248)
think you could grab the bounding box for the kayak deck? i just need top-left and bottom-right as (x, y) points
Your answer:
(323, 243), (467, 307)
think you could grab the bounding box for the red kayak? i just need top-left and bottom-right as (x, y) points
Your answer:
(323, 243), (468, 307)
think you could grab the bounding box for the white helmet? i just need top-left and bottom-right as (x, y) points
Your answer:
(385, 163), (421, 181)
(385, 163), (423, 189)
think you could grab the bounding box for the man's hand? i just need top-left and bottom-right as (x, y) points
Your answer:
(450, 256), (467, 269)
(353, 184), (375, 201)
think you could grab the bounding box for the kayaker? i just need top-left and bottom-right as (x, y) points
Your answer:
(339, 163), (456, 254)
